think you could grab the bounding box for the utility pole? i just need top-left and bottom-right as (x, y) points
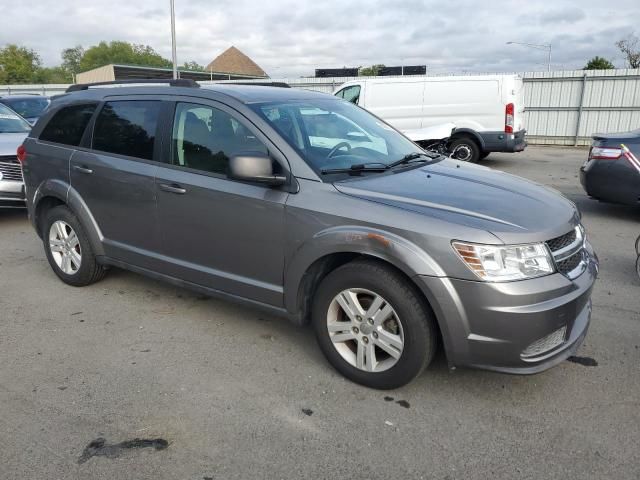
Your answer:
(170, 0), (178, 79)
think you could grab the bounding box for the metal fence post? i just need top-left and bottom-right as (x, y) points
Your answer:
(574, 73), (588, 146)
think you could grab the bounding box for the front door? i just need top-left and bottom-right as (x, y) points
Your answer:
(70, 99), (165, 267)
(154, 100), (289, 307)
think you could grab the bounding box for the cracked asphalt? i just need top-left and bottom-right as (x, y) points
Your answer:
(1, 146), (638, 479)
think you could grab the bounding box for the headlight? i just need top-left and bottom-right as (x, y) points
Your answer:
(452, 241), (555, 281)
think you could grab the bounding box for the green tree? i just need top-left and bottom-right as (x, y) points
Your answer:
(616, 34), (640, 68)
(78, 41), (172, 72)
(583, 56), (615, 70)
(0, 44), (42, 84)
(61, 45), (85, 79)
(182, 61), (204, 71)
(35, 66), (72, 83)
(359, 64), (385, 76)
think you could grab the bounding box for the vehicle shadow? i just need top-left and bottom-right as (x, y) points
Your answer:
(0, 208), (28, 226)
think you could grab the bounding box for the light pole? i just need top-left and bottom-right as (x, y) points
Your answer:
(170, 0), (178, 79)
(506, 41), (552, 72)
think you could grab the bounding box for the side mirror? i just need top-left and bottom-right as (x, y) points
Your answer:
(229, 152), (287, 186)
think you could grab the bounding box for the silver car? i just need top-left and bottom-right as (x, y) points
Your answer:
(0, 103), (30, 207)
(21, 81), (598, 389)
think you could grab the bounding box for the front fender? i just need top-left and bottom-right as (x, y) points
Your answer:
(283, 225), (445, 314)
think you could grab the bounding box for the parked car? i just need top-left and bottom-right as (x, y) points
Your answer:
(580, 129), (640, 206)
(334, 74), (527, 163)
(0, 94), (50, 125)
(0, 103), (30, 207)
(21, 80), (597, 389)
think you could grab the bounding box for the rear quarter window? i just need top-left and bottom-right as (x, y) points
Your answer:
(39, 103), (97, 146)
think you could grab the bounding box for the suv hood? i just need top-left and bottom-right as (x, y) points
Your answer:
(0, 132), (28, 156)
(334, 159), (579, 244)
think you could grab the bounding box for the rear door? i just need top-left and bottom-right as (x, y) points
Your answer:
(70, 97), (168, 268)
(154, 99), (289, 306)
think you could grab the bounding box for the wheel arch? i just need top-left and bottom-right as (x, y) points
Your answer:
(33, 181), (105, 257)
(284, 225), (447, 328)
(450, 128), (485, 151)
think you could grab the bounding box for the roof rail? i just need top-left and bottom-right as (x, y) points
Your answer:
(221, 82), (291, 88)
(66, 78), (200, 92)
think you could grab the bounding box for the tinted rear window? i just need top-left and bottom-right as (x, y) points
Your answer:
(39, 103), (97, 146)
(0, 97), (50, 119)
(92, 101), (161, 160)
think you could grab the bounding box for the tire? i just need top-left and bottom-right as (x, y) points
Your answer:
(312, 259), (437, 389)
(450, 136), (481, 163)
(42, 205), (107, 287)
(480, 151), (490, 160)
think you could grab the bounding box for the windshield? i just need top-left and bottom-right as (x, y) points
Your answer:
(250, 98), (422, 177)
(0, 97), (49, 119)
(0, 103), (31, 133)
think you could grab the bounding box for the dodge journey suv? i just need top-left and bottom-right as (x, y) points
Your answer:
(20, 80), (598, 389)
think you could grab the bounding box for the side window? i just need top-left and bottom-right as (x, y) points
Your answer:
(39, 103), (97, 146)
(172, 102), (268, 175)
(92, 101), (161, 160)
(338, 86), (361, 105)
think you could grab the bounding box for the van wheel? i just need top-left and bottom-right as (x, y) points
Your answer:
(450, 137), (481, 163)
(43, 205), (107, 287)
(312, 259), (437, 389)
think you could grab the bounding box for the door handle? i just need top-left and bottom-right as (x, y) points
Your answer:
(73, 165), (93, 174)
(159, 183), (187, 194)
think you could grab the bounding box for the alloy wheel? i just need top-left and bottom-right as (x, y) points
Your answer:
(326, 288), (404, 372)
(49, 220), (82, 275)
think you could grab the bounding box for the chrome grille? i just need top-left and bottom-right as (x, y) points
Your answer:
(547, 230), (577, 252)
(0, 156), (23, 182)
(521, 326), (567, 359)
(546, 225), (586, 280)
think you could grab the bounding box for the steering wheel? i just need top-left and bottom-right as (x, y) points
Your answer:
(327, 142), (352, 158)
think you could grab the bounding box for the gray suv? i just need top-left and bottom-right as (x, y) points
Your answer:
(21, 80), (598, 389)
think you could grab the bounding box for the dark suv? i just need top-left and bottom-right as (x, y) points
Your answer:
(21, 80), (598, 389)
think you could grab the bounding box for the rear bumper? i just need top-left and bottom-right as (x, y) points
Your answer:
(479, 129), (527, 153)
(580, 158), (640, 206)
(0, 180), (26, 207)
(416, 241), (598, 374)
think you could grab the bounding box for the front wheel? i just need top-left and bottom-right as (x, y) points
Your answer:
(449, 137), (481, 163)
(312, 260), (437, 389)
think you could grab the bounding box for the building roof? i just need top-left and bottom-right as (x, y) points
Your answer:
(76, 63), (265, 84)
(205, 46), (268, 78)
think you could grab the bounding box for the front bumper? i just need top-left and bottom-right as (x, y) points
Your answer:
(417, 242), (598, 374)
(0, 180), (26, 207)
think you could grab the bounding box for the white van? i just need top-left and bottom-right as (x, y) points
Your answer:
(334, 74), (526, 162)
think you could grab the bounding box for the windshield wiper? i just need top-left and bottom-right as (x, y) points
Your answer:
(321, 163), (389, 175)
(387, 151), (439, 169)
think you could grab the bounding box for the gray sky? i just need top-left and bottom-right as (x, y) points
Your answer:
(2, 0), (639, 77)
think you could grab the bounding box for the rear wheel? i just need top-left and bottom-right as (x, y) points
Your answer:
(43, 205), (107, 286)
(312, 260), (437, 389)
(450, 136), (481, 163)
